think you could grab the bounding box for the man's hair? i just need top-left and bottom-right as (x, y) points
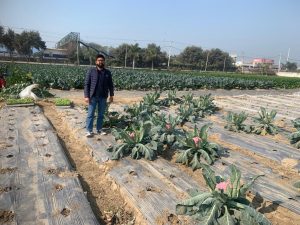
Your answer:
(96, 54), (105, 61)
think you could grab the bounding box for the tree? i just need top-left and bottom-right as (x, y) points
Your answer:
(177, 46), (204, 69)
(256, 63), (275, 75)
(14, 31), (46, 59)
(145, 43), (161, 70)
(128, 43), (140, 69)
(2, 28), (16, 58)
(206, 48), (235, 71)
(0, 25), (4, 46)
(110, 43), (129, 67)
(283, 62), (298, 72)
(80, 42), (106, 65)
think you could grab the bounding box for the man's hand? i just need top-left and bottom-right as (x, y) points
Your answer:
(109, 96), (114, 103)
(84, 97), (90, 104)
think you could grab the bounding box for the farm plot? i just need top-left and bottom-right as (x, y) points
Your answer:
(0, 106), (98, 225)
(214, 94), (300, 120)
(49, 91), (300, 225)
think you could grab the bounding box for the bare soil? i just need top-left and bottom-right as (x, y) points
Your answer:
(0, 167), (17, 174)
(39, 101), (136, 225)
(0, 210), (14, 224)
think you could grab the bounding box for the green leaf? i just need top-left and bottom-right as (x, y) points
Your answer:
(137, 143), (155, 160)
(176, 192), (212, 216)
(176, 149), (192, 165)
(207, 142), (219, 151)
(167, 134), (175, 144)
(199, 149), (213, 165)
(187, 188), (203, 197)
(200, 124), (210, 141)
(229, 165), (241, 198)
(239, 174), (264, 196)
(198, 200), (222, 225)
(190, 152), (203, 170)
(202, 164), (217, 191)
(111, 143), (128, 160)
(131, 146), (140, 159)
(148, 141), (158, 151)
(118, 129), (135, 144)
(218, 205), (235, 225)
(159, 133), (166, 143)
(270, 110), (277, 119)
(240, 205), (272, 225)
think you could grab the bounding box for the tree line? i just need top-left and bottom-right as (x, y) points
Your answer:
(0, 26), (237, 71)
(0, 26), (46, 60)
(1, 26), (298, 72)
(77, 43), (236, 71)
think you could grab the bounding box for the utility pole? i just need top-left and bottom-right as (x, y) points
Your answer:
(205, 51), (209, 72)
(88, 48), (92, 66)
(106, 46), (110, 65)
(77, 32), (80, 66)
(167, 42), (173, 70)
(241, 52), (244, 73)
(167, 48), (171, 70)
(125, 45), (128, 68)
(278, 53), (281, 73)
(286, 48), (290, 62)
(223, 56), (227, 72)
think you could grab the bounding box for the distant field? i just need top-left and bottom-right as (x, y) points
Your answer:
(1, 62), (300, 90)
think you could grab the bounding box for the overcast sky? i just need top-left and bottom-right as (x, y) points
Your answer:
(1, 0), (299, 63)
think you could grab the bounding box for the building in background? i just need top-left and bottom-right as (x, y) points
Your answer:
(43, 48), (67, 60)
(252, 58), (274, 67)
(235, 57), (277, 74)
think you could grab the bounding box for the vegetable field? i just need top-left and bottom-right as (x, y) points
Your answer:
(51, 91), (300, 225)
(1, 62), (300, 224)
(1, 62), (300, 91)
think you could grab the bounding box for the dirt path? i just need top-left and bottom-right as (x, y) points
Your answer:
(39, 101), (135, 225)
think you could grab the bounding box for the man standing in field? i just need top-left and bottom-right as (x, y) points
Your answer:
(84, 54), (114, 137)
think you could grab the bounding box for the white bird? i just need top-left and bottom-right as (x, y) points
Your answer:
(19, 84), (39, 100)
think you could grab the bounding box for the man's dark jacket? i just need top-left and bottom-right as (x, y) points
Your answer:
(84, 67), (114, 98)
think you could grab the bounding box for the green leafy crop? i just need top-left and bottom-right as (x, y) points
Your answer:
(225, 111), (252, 133)
(289, 118), (300, 148)
(175, 124), (219, 170)
(252, 107), (277, 135)
(54, 98), (72, 106)
(107, 121), (161, 160)
(176, 165), (270, 225)
(150, 113), (182, 147)
(6, 97), (34, 105)
(192, 94), (217, 117)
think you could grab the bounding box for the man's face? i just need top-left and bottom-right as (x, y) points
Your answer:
(96, 57), (105, 68)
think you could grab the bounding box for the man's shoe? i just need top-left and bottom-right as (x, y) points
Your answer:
(85, 131), (94, 137)
(97, 130), (107, 135)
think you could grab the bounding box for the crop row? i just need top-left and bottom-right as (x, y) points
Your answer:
(1, 62), (300, 90)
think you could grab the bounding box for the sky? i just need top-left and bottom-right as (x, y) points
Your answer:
(0, 0), (300, 64)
